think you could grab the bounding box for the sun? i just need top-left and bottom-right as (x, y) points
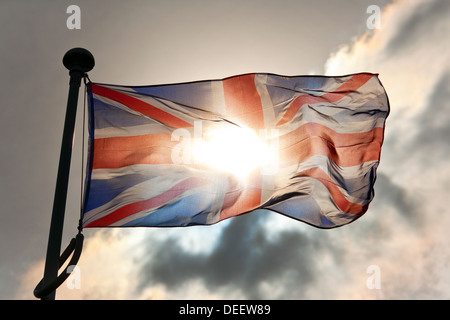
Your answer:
(193, 125), (276, 179)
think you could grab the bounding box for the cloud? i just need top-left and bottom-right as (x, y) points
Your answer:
(137, 212), (347, 299)
(326, 0), (450, 119)
(373, 172), (422, 225)
(407, 72), (450, 160)
(384, 0), (450, 55)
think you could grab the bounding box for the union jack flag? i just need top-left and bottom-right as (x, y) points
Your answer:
(81, 73), (389, 228)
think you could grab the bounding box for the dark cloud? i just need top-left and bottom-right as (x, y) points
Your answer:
(364, 73), (450, 230)
(385, 0), (450, 55)
(379, 71), (450, 178)
(137, 212), (343, 299)
(373, 172), (422, 225)
(409, 72), (450, 159)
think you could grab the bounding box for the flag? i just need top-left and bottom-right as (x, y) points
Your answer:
(81, 73), (389, 229)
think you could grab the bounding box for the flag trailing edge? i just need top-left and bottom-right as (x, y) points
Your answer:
(81, 72), (389, 229)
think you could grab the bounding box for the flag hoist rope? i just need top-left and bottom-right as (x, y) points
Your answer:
(34, 48), (94, 300)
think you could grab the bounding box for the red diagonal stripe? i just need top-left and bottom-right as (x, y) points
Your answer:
(223, 74), (265, 130)
(85, 177), (210, 227)
(276, 74), (374, 126)
(91, 83), (193, 128)
(297, 167), (368, 215)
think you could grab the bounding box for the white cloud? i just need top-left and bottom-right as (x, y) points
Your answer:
(326, 0), (450, 118)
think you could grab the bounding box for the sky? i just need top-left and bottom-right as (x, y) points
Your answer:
(1, 0), (450, 300)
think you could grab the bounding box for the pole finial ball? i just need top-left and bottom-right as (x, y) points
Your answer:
(63, 48), (95, 72)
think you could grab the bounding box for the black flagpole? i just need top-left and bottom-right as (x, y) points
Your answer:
(39, 48), (94, 300)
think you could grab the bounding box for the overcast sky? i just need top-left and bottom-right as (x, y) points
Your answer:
(2, 0), (450, 300)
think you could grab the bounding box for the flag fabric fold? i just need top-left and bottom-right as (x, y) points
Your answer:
(82, 72), (389, 229)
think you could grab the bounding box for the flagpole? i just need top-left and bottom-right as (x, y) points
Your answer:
(40, 48), (94, 300)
